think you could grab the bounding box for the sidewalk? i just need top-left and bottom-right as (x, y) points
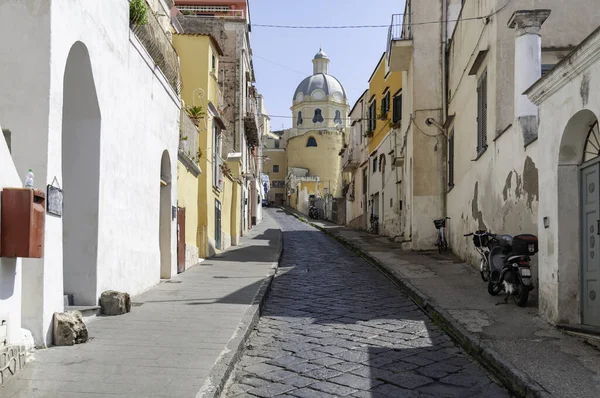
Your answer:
(1, 212), (282, 398)
(286, 208), (600, 398)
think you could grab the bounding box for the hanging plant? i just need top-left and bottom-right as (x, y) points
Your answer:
(185, 105), (205, 126)
(130, 0), (148, 26)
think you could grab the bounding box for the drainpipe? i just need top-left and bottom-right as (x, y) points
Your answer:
(508, 10), (551, 146)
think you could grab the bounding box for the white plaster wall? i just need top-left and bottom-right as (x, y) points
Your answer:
(535, 62), (600, 324)
(0, 126), (24, 345)
(0, 0), (179, 345)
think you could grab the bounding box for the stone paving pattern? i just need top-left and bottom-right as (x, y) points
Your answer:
(223, 210), (511, 397)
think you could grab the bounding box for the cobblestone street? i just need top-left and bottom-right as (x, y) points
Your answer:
(223, 209), (511, 397)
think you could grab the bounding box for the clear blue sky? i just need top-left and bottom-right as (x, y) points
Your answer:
(249, 0), (406, 131)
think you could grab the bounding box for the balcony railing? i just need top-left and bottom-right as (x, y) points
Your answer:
(131, 2), (181, 94)
(176, 5), (245, 19)
(179, 109), (200, 163)
(244, 96), (259, 145)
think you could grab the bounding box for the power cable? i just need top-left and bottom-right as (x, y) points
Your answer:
(253, 3), (510, 30)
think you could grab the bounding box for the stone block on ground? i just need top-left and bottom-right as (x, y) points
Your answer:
(53, 311), (88, 346)
(100, 290), (131, 315)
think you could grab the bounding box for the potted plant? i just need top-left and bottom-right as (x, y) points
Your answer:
(185, 105), (205, 126)
(129, 0), (148, 27)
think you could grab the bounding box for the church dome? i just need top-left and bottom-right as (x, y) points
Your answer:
(293, 74), (347, 103)
(292, 48), (347, 104)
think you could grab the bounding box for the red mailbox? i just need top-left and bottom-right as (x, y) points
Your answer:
(1, 188), (45, 258)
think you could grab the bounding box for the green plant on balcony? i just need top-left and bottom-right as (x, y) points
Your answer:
(185, 105), (205, 126)
(389, 120), (401, 129)
(377, 112), (388, 121)
(130, 0), (148, 26)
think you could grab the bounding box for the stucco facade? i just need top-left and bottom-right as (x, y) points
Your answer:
(0, 126), (24, 347)
(527, 27), (600, 327)
(0, 0), (179, 346)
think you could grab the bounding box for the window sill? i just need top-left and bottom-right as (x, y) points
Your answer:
(472, 147), (488, 161)
(447, 184), (455, 193)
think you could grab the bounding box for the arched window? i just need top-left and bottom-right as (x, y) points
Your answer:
(297, 111), (303, 126)
(306, 137), (318, 147)
(584, 121), (600, 162)
(334, 110), (342, 125)
(313, 109), (324, 123)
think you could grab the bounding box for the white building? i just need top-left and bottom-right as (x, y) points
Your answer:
(527, 26), (600, 328)
(0, 0), (179, 347)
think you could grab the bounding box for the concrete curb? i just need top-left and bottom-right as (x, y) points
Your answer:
(285, 209), (550, 398)
(195, 229), (284, 398)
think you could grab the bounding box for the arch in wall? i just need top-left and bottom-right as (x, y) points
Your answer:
(557, 109), (600, 326)
(160, 150), (172, 279)
(62, 41), (102, 306)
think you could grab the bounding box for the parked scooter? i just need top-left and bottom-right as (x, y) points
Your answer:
(308, 206), (319, 219)
(464, 230), (538, 307)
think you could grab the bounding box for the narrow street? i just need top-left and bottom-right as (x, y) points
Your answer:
(223, 209), (511, 397)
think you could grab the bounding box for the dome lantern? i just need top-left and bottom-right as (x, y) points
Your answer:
(312, 47), (330, 75)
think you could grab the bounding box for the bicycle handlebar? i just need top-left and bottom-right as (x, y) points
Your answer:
(463, 231), (496, 238)
(463, 233), (473, 237)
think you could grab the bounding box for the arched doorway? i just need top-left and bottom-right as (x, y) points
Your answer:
(558, 110), (600, 326)
(62, 42), (101, 306)
(160, 150), (172, 279)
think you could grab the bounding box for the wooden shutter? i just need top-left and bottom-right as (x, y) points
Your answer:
(477, 70), (488, 154)
(448, 131), (455, 188)
(393, 94), (402, 123)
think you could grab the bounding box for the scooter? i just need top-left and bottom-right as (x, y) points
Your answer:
(464, 231), (538, 307)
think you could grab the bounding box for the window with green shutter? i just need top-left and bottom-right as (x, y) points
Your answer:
(393, 93), (402, 124)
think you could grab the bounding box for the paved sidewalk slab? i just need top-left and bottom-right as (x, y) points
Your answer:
(1, 211), (282, 398)
(288, 208), (600, 398)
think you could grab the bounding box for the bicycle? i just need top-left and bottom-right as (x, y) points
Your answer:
(463, 230), (493, 282)
(369, 215), (379, 234)
(433, 217), (450, 253)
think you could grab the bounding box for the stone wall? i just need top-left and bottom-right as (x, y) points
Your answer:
(0, 345), (25, 385)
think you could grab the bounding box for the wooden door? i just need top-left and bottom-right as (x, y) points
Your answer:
(177, 207), (185, 274)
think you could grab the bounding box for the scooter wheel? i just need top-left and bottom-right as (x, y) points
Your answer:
(515, 282), (529, 307)
(487, 281), (502, 296)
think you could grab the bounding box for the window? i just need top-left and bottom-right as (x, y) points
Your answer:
(334, 110), (342, 125)
(362, 168), (368, 194)
(541, 64), (554, 76)
(367, 100), (377, 133)
(448, 131), (455, 188)
(274, 139), (280, 149)
(273, 165), (280, 173)
(211, 53), (216, 71)
(477, 70), (488, 155)
(381, 90), (390, 116)
(583, 121), (600, 162)
(372, 157), (377, 173)
(393, 93), (402, 124)
(297, 111), (303, 126)
(306, 137), (318, 147)
(380, 155), (386, 186)
(313, 109), (324, 123)
(213, 124), (222, 189)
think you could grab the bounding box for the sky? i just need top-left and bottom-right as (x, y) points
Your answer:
(249, 0), (406, 131)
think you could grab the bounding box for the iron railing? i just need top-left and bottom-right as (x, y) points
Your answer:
(386, 5), (412, 62)
(176, 5), (245, 19)
(131, 3), (181, 94)
(179, 109), (200, 163)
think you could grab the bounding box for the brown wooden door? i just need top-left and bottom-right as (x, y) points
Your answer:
(177, 207), (185, 274)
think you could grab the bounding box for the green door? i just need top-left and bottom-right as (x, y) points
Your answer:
(215, 200), (222, 250)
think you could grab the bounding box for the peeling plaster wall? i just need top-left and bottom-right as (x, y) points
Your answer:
(445, 0), (598, 293)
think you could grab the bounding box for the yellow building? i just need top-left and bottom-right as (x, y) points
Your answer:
(286, 49), (350, 216)
(174, 33), (241, 258)
(263, 130), (287, 206)
(364, 53), (403, 237)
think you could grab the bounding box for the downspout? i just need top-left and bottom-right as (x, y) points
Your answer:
(441, 0), (449, 221)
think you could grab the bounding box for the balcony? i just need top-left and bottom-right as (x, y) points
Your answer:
(178, 109), (201, 176)
(131, 1), (181, 94)
(341, 148), (360, 173)
(387, 13), (413, 72)
(175, 5), (246, 20)
(244, 96), (259, 146)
